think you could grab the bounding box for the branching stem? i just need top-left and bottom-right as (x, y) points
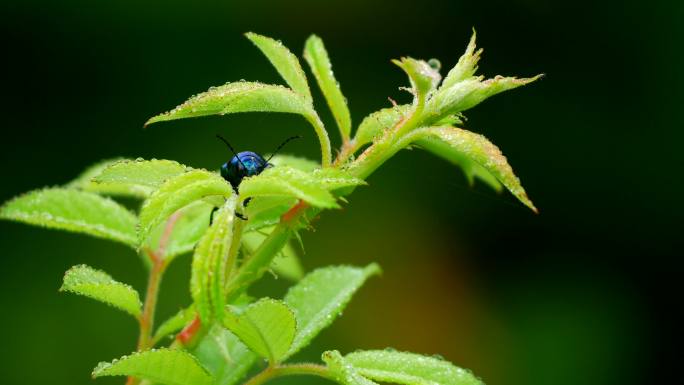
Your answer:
(333, 138), (360, 166)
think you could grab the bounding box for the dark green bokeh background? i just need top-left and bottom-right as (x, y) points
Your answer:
(1, 1), (680, 384)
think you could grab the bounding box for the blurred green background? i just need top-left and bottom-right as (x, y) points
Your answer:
(1, 0), (680, 384)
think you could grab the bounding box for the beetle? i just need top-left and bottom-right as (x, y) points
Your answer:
(214, 134), (301, 221)
(216, 134), (301, 190)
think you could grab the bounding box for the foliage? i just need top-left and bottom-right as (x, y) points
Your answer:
(1, 30), (540, 385)
(222, 298), (296, 364)
(93, 348), (213, 385)
(61, 264), (142, 318)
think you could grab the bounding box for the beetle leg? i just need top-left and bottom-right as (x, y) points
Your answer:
(209, 206), (219, 225)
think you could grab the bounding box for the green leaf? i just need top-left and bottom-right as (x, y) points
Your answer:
(92, 348), (213, 385)
(146, 200), (213, 262)
(416, 138), (503, 192)
(304, 34), (352, 140)
(67, 158), (123, 188)
(411, 126), (536, 211)
(60, 264), (141, 318)
(239, 166), (339, 209)
(344, 350), (484, 385)
(244, 196), (298, 232)
(245, 32), (312, 102)
(355, 104), (411, 148)
(393, 57), (441, 109)
(139, 169), (232, 245)
(442, 29), (482, 89)
(222, 298), (296, 363)
(144, 81), (332, 167)
(425, 75), (542, 124)
(242, 228), (304, 281)
(67, 158), (147, 198)
(91, 158), (189, 198)
(191, 196), (238, 322)
(0, 188), (137, 246)
(323, 350), (379, 385)
(192, 324), (259, 385)
(284, 264), (381, 358)
(153, 306), (196, 344)
(268, 154), (320, 172)
(146, 82), (311, 124)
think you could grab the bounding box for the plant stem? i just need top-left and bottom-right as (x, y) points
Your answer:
(333, 139), (358, 166)
(137, 251), (165, 350)
(156, 211), (181, 258)
(305, 112), (332, 168)
(126, 251), (165, 385)
(175, 315), (203, 347)
(347, 107), (425, 179)
(224, 214), (245, 287)
(242, 364), (333, 385)
(127, 214), (180, 385)
(138, 212), (181, 349)
(224, 221), (293, 301)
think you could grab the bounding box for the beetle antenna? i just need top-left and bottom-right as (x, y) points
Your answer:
(216, 134), (247, 169)
(266, 135), (302, 162)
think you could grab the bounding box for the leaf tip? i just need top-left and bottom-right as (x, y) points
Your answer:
(244, 31), (263, 44)
(144, 115), (163, 128)
(468, 27), (478, 49)
(304, 34), (321, 45)
(526, 73), (545, 84)
(91, 360), (111, 378)
(364, 262), (382, 277)
(527, 200), (539, 214)
(517, 192), (538, 214)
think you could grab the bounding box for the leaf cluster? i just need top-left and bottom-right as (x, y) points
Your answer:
(0, 30), (540, 385)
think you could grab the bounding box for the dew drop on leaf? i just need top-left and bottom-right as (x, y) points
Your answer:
(427, 58), (442, 71)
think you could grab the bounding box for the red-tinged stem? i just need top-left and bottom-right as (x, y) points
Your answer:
(176, 315), (202, 346)
(333, 139), (357, 167)
(126, 250), (165, 385)
(137, 213), (181, 349)
(137, 249), (165, 350)
(282, 200), (309, 223)
(157, 212), (181, 257)
(126, 214), (180, 385)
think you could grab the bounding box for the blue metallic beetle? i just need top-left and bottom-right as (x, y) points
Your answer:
(216, 134), (301, 191)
